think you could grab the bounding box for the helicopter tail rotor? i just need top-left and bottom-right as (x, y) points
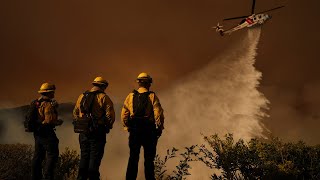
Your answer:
(213, 23), (224, 36)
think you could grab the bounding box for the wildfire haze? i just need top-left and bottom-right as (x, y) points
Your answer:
(1, 0), (320, 179)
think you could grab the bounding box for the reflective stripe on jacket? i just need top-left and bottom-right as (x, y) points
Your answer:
(121, 87), (164, 131)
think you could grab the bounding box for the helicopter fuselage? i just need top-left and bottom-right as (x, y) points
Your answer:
(244, 14), (271, 27)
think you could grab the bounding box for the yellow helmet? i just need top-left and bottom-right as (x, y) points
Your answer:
(136, 72), (152, 83)
(38, 83), (56, 94)
(92, 76), (109, 86)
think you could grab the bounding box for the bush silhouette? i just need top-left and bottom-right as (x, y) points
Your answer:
(1, 135), (320, 180)
(0, 144), (79, 180)
(54, 147), (79, 180)
(0, 144), (33, 180)
(154, 134), (320, 180)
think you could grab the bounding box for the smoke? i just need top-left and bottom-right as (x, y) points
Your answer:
(0, 107), (33, 145)
(161, 27), (267, 143)
(262, 83), (320, 145)
(0, 102), (130, 180)
(157, 27), (269, 179)
(0, 27), (269, 179)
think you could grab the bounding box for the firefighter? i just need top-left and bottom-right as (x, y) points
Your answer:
(73, 77), (115, 180)
(121, 72), (165, 180)
(31, 83), (63, 180)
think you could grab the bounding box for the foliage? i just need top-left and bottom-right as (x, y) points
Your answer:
(168, 145), (198, 180)
(0, 144), (79, 180)
(0, 144), (33, 180)
(154, 146), (198, 180)
(1, 135), (320, 180)
(55, 147), (80, 180)
(155, 147), (178, 180)
(155, 134), (320, 180)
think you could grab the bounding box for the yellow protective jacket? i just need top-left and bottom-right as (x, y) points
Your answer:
(121, 87), (164, 131)
(38, 96), (60, 125)
(73, 87), (115, 128)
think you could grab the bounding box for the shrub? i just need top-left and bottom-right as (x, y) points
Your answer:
(0, 144), (79, 180)
(0, 144), (33, 180)
(55, 147), (79, 180)
(155, 134), (320, 180)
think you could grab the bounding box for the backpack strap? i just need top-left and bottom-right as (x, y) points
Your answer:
(132, 89), (153, 95)
(30, 99), (40, 108)
(132, 89), (139, 95)
(80, 91), (97, 116)
(36, 98), (52, 106)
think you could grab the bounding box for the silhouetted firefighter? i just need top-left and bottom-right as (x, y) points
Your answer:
(73, 77), (115, 180)
(121, 73), (165, 180)
(24, 82), (63, 180)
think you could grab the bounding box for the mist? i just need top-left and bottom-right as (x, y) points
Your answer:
(160, 27), (267, 145)
(0, 28), (268, 179)
(156, 27), (268, 179)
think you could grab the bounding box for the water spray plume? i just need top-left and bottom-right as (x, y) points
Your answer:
(157, 27), (269, 179)
(160, 27), (268, 148)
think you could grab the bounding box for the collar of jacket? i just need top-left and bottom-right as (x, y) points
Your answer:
(90, 86), (105, 93)
(137, 87), (149, 93)
(38, 96), (52, 101)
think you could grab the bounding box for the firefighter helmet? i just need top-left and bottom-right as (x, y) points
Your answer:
(136, 72), (152, 83)
(38, 83), (56, 94)
(92, 77), (109, 86)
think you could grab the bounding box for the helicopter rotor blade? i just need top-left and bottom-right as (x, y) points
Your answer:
(257, 5), (285, 14)
(251, 0), (256, 14)
(223, 15), (249, 21)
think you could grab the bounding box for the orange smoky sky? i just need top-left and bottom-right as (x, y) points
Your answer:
(0, 0), (320, 142)
(0, 0), (224, 105)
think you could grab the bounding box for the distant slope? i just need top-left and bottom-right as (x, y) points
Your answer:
(0, 102), (121, 142)
(0, 103), (74, 141)
(0, 102), (75, 118)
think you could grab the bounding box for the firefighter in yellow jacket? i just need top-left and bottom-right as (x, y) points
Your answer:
(31, 83), (63, 180)
(121, 72), (164, 180)
(73, 77), (115, 180)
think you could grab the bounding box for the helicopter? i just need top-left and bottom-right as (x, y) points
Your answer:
(214, 0), (284, 36)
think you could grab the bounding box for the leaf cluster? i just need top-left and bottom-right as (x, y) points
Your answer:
(155, 134), (320, 180)
(0, 144), (33, 180)
(0, 144), (79, 180)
